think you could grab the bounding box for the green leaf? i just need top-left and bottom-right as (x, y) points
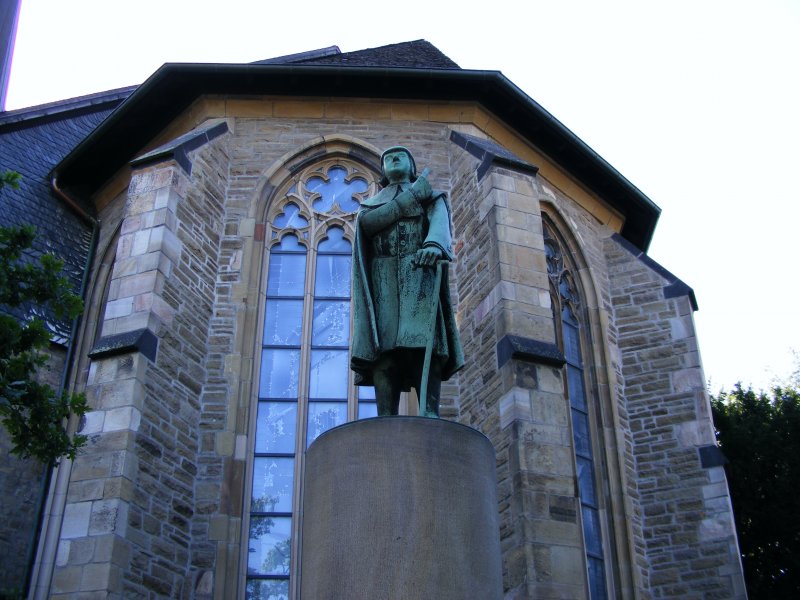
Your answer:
(0, 219), (88, 465)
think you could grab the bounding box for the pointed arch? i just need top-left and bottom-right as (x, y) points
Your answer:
(253, 135), (382, 223)
(243, 138), (382, 598)
(540, 204), (633, 599)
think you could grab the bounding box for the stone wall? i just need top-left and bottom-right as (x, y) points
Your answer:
(604, 234), (746, 598)
(448, 144), (592, 598)
(49, 127), (230, 597)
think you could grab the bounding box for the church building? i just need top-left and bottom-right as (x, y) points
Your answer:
(0, 40), (745, 599)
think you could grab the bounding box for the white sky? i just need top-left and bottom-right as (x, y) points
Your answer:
(6, 0), (800, 392)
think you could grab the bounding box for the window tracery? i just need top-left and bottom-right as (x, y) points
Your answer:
(246, 156), (378, 599)
(544, 218), (609, 600)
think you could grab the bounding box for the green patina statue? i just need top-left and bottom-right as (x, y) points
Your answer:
(351, 146), (465, 417)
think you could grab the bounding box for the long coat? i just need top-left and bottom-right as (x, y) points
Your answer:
(350, 183), (465, 387)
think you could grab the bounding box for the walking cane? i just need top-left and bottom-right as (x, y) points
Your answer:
(419, 260), (446, 416)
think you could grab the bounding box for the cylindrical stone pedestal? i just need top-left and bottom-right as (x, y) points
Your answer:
(300, 417), (503, 599)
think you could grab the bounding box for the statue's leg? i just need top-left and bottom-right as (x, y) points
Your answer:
(372, 354), (402, 416)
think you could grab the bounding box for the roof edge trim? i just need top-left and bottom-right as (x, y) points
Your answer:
(0, 86), (135, 127)
(54, 62), (661, 250)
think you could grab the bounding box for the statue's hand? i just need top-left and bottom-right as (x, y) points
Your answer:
(394, 189), (419, 217)
(414, 246), (442, 268)
(411, 176), (433, 204)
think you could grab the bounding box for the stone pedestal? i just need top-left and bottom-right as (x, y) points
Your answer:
(300, 417), (503, 599)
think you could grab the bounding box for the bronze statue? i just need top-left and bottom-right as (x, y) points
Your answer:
(351, 147), (464, 417)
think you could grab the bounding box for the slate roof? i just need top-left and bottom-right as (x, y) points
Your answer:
(253, 46), (342, 65)
(254, 40), (459, 69)
(0, 88), (130, 340)
(287, 40), (460, 69)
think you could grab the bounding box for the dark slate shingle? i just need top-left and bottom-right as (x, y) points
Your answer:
(289, 40), (460, 69)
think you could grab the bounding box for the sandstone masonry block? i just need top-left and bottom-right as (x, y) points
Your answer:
(62, 502), (92, 539)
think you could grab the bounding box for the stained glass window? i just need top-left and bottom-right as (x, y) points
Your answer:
(246, 159), (376, 597)
(544, 218), (609, 600)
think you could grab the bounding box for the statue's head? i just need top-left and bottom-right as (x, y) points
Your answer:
(380, 146), (417, 186)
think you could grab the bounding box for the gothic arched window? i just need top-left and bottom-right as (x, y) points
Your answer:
(544, 216), (609, 600)
(246, 158), (379, 599)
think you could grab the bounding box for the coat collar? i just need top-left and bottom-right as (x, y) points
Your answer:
(359, 183), (407, 208)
